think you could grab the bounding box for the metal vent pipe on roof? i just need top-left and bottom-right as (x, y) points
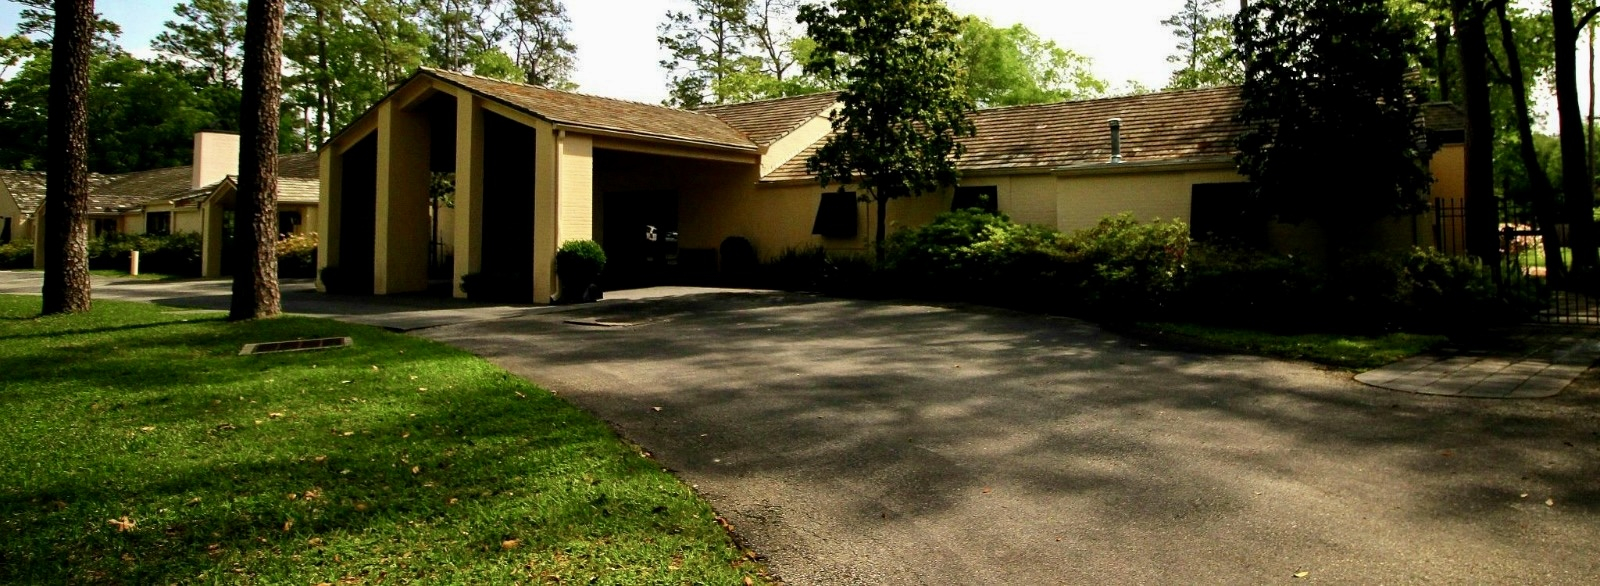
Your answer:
(1109, 118), (1123, 164)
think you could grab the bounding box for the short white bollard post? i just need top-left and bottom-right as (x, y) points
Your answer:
(129, 250), (141, 276)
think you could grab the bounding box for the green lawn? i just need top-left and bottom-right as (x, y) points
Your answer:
(16, 268), (189, 281)
(1128, 321), (1447, 370)
(0, 295), (766, 584)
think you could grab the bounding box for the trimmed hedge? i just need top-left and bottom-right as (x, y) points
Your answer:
(88, 232), (201, 276)
(0, 240), (32, 269)
(555, 240), (606, 303)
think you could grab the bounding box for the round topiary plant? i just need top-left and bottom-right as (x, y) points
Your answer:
(556, 240), (607, 303)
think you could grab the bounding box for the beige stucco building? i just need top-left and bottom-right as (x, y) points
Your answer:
(317, 68), (1467, 303)
(6, 132), (322, 274)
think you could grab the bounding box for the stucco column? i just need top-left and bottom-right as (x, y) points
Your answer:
(557, 132), (594, 245)
(532, 122), (558, 303)
(452, 95), (485, 298)
(315, 148), (338, 292)
(201, 199), (225, 278)
(373, 101), (431, 295)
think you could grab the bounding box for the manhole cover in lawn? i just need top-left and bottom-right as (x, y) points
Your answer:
(239, 337), (353, 356)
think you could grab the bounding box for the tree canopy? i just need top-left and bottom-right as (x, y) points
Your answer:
(1233, 0), (1434, 224)
(798, 0), (976, 260)
(1162, 0), (1240, 90)
(958, 17), (1106, 107)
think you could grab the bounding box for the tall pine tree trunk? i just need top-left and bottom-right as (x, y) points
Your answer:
(1455, 0), (1498, 267)
(41, 0), (94, 316)
(231, 0), (286, 321)
(1497, 1), (1567, 281)
(1554, 0), (1600, 277)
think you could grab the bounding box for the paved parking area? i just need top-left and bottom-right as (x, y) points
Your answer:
(418, 292), (1600, 585)
(6, 271), (1600, 583)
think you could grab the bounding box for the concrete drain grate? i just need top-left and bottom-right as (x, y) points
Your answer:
(563, 318), (646, 328)
(239, 337), (353, 356)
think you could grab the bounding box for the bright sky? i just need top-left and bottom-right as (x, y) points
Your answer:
(0, 0), (1205, 103)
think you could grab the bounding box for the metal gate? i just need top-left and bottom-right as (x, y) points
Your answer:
(1476, 198), (1600, 325)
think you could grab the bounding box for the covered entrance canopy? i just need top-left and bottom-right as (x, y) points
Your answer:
(317, 68), (762, 302)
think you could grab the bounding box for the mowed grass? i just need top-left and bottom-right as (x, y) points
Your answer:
(0, 295), (766, 584)
(1129, 321), (1447, 370)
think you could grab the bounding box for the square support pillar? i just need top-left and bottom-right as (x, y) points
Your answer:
(452, 96), (486, 299)
(201, 198), (226, 278)
(557, 133), (595, 244)
(315, 148), (339, 292)
(373, 101), (432, 295)
(532, 123), (558, 303)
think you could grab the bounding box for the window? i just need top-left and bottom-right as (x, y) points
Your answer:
(92, 218), (118, 238)
(145, 212), (171, 236)
(0, 216), (10, 244)
(812, 191), (858, 238)
(1189, 183), (1263, 247)
(952, 186), (999, 214)
(278, 210), (303, 236)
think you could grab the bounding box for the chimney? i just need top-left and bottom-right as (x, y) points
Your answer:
(192, 131), (240, 189)
(1109, 118), (1124, 164)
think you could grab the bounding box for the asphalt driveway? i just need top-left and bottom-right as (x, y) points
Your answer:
(417, 291), (1600, 584)
(5, 271), (1598, 583)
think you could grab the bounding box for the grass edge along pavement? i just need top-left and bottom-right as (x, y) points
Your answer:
(1124, 321), (1447, 371)
(0, 294), (770, 584)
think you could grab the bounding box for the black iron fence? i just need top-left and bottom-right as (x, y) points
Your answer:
(1434, 197), (1600, 325)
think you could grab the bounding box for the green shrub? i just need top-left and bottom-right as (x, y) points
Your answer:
(0, 240), (32, 269)
(882, 209), (1065, 301)
(277, 232), (319, 278)
(1066, 214), (1190, 316)
(757, 246), (884, 297)
(555, 240), (606, 303)
(1334, 247), (1515, 332)
(88, 232), (201, 276)
(1179, 244), (1322, 329)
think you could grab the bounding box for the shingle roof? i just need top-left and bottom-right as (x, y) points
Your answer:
(763, 86), (1247, 182)
(5, 151), (326, 214)
(698, 91), (841, 146)
(0, 170), (49, 217)
(423, 68), (758, 151)
(1422, 102), (1466, 133)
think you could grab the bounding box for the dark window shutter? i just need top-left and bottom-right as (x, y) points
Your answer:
(952, 186), (999, 213)
(812, 191), (858, 238)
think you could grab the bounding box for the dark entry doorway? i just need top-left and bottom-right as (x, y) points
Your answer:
(601, 190), (678, 290)
(477, 111), (537, 302)
(335, 133), (378, 294)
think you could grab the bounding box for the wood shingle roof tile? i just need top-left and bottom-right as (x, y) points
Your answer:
(698, 91), (841, 146)
(763, 86), (1248, 183)
(424, 68), (758, 151)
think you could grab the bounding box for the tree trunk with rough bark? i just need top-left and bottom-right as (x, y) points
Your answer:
(1554, 0), (1600, 277)
(41, 0), (95, 316)
(1496, 0), (1567, 281)
(230, 0), (286, 321)
(1455, 0), (1498, 268)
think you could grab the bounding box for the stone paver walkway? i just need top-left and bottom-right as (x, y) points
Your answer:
(1355, 329), (1600, 398)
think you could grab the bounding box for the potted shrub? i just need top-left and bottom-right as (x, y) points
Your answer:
(555, 240), (606, 304)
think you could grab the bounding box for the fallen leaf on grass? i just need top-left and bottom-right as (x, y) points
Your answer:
(139, 426), (155, 432)
(514, 391), (526, 399)
(412, 466), (421, 475)
(744, 577), (754, 585)
(283, 519), (293, 532)
(268, 412), (283, 419)
(107, 516), (136, 532)
(651, 406), (662, 412)
(501, 539), (519, 550)
(1547, 498), (1556, 507)
(982, 487), (992, 494)
(1293, 571), (1310, 578)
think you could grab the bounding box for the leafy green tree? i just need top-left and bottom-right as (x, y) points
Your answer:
(798, 0), (976, 262)
(498, 0), (577, 87)
(0, 53), (229, 172)
(658, 0), (757, 107)
(1552, 0), (1600, 275)
(958, 17), (1105, 107)
(1162, 0), (1240, 90)
(1233, 0), (1434, 229)
(152, 0), (246, 86)
(10, 0), (123, 53)
(418, 0), (495, 72)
